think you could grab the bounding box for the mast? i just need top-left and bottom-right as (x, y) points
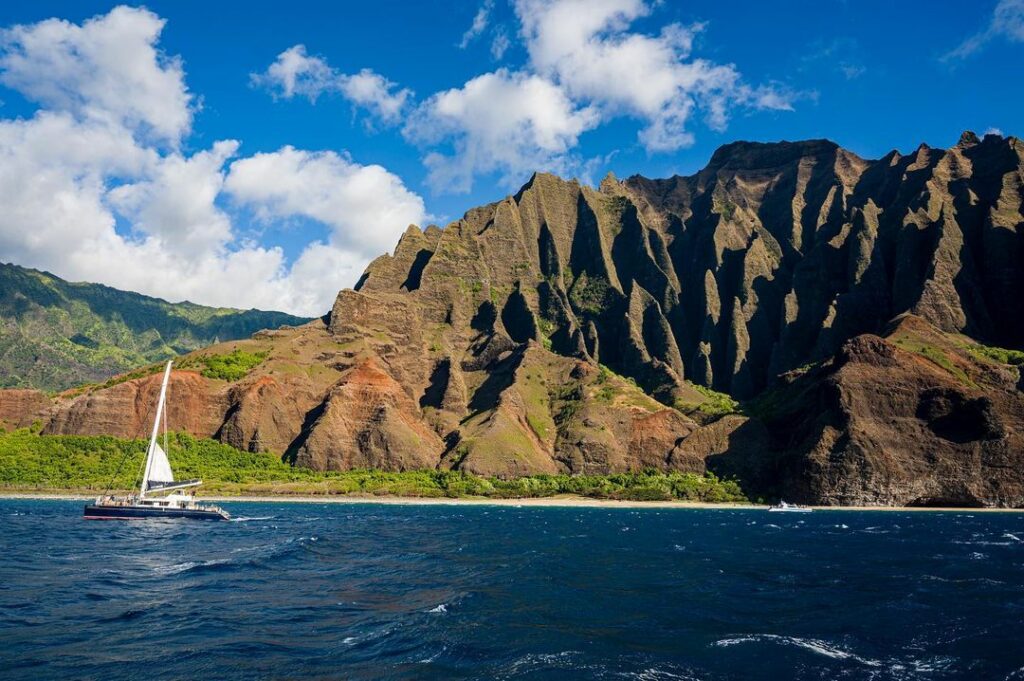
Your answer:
(139, 360), (173, 499)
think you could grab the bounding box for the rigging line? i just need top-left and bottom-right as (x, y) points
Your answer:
(99, 366), (165, 497)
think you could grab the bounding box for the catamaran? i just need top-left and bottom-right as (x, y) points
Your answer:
(83, 360), (229, 521)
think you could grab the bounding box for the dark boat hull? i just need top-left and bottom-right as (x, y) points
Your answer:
(83, 504), (228, 521)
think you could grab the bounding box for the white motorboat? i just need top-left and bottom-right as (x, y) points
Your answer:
(768, 501), (813, 513)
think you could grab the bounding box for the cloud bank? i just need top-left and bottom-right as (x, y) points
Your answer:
(0, 6), (425, 316)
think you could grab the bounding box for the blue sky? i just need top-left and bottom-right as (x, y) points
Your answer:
(0, 1), (1019, 314)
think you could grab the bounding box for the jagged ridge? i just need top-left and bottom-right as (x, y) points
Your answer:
(2, 132), (1023, 505)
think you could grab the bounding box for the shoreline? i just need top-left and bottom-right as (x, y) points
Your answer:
(0, 491), (1021, 512)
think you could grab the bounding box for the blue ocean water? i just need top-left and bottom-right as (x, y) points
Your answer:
(1, 500), (1023, 680)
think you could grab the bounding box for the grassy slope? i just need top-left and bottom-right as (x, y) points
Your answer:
(0, 430), (748, 502)
(0, 262), (310, 391)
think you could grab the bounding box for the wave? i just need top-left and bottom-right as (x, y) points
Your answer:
(922, 574), (1004, 586)
(428, 603), (447, 613)
(713, 634), (882, 667)
(153, 536), (315, 576)
(228, 515), (275, 522)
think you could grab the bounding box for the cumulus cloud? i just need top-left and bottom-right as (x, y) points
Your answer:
(514, 0), (794, 152)
(0, 111), (294, 312)
(225, 146), (427, 259)
(254, 45), (412, 125)
(404, 68), (599, 193)
(0, 5), (192, 144)
(401, 0), (796, 193)
(944, 0), (1024, 60)
(108, 140), (240, 257)
(0, 7), (428, 316)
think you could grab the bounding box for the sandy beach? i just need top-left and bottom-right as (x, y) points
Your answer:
(1, 491), (1021, 511)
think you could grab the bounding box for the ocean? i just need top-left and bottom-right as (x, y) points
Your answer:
(1, 499), (1022, 680)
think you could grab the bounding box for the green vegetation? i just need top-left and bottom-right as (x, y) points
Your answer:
(712, 193), (737, 222)
(183, 349), (270, 381)
(551, 382), (584, 422)
(594, 364), (617, 403)
(0, 430), (748, 502)
(569, 272), (611, 315)
(674, 383), (740, 417)
(893, 337), (976, 388)
(965, 342), (1024, 367)
(0, 262), (309, 392)
(593, 364), (640, 403)
(603, 195), (631, 234)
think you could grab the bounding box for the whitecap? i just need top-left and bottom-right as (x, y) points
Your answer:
(418, 645), (447, 663)
(713, 634), (882, 667)
(633, 666), (701, 680)
(1003, 533), (1021, 542)
(155, 560), (198, 574)
(428, 603), (447, 613)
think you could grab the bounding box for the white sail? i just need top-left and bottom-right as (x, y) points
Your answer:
(140, 361), (173, 499)
(148, 443), (174, 484)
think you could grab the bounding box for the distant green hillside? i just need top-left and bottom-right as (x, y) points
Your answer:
(0, 262), (312, 392)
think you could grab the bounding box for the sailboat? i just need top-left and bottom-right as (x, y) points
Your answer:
(83, 361), (230, 520)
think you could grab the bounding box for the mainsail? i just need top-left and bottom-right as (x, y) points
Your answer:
(147, 443), (175, 487)
(139, 361), (201, 496)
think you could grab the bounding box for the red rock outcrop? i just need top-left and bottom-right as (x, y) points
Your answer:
(291, 358), (445, 471)
(0, 389), (51, 430)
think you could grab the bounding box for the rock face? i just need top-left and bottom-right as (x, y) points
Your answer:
(1, 133), (1022, 505)
(735, 315), (1024, 507)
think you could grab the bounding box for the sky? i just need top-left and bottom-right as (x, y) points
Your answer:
(0, 0), (1020, 316)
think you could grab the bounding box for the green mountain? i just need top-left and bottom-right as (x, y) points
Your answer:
(0, 262), (311, 392)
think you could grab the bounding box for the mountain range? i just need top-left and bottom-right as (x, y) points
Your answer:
(0, 262), (310, 392)
(1, 131), (1022, 506)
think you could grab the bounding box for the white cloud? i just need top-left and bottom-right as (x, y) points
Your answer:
(460, 1), (493, 49)
(404, 68), (599, 193)
(254, 45), (412, 125)
(491, 29), (511, 60)
(254, 43), (335, 101)
(338, 69), (412, 124)
(514, 0), (794, 152)
(944, 0), (1024, 60)
(108, 140), (240, 257)
(0, 111), (296, 312)
(0, 8), (429, 316)
(984, 127), (1004, 137)
(225, 146), (427, 259)
(0, 5), (192, 144)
